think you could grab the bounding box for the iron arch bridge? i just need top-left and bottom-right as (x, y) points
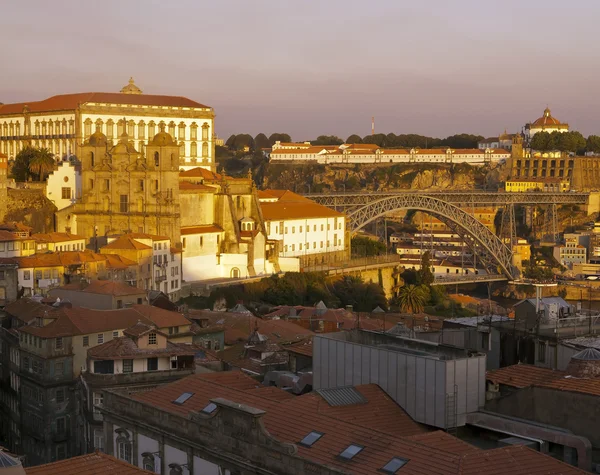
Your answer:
(346, 194), (517, 280)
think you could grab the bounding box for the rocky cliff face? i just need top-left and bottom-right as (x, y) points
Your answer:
(3, 188), (57, 233)
(262, 162), (503, 192)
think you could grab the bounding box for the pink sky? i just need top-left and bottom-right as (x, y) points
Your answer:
(2, 0), (599, 140)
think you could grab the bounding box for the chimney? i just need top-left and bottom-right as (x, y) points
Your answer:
(345, 305), (353, 312)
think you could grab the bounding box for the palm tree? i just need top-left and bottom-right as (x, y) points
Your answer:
(29, 148), (56, 181)
(396, 284), (427, 314)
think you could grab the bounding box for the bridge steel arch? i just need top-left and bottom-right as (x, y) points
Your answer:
(347, 194), (517, 279)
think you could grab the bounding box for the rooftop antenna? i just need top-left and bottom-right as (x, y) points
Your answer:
(371, 116), (375, 136)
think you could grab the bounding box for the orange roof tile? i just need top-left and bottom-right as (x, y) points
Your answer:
(53, 280), (144, 297)
(25, 450), (154, 475)
(486, 364), (566, 388)
(181, 224), (223, 235)
(0, 92), (210, 116)
(260, 201), (344, 221)
(87, 337), (207, 360)
(31, 232), (85, 243)
(101, 236), (152, 251)
(102, 253), (137, 268)
(537, 376), (600, 396)
(179, 167), (222, 180)
(15, 251), (107, 268)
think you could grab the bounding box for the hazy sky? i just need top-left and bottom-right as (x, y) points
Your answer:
(2, 0), (599, 140)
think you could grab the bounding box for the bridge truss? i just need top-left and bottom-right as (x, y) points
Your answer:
(344, 194), (518, 279)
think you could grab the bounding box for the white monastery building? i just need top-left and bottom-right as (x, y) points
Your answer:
(270, 142), (510, 165)
(525, 107), (569, 139)
(45, 161), (81, 210)
(0, 78), (216, 171)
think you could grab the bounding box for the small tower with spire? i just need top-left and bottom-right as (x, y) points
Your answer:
(120, 77), (143, 95)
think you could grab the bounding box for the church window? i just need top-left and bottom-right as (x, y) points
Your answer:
(106, 119), (114, 139)
(89, 178), (94, 189)
(61, 188), (71, 200)
(202, 123), (209, 141)
(138, 179), (144, 191)
(128, 120), (135, 137)
(190, 123), (198, 140)
(104, 179), (110, 192)
(90, 152), (94, 168)
(179, 142), (185, 157)
(48, 121), (54, 136)
(41, 121), (47, 136)
(69, 120), (74, 134)
(120, 195), (129, 213)
(154, 180), (159, 191)
(154, 152), (160, 167)
(168, 121), (176, 137)
(202, 142), (208, 158)
(190, 142), (197, 158)
(178, 122), (186, 141)
(34, 121), (40, 136)
(117, 119), (125, 136)
(138, 121), (145, 139)
(84, 119), (92, 137)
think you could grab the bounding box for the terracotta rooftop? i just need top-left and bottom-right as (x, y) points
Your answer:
(262, 189), (312, 202)
(189, 310), (313, 346)
(537, 376), (600, 397)
(14, 251), (108, 268)
(102, 253), (138, 269)
(129, 373), (584, 475)
(101, 235), (152, 251)
(19, 304), (190, 338)
(4, 298), (63, 323)
(179, 167), (222, 180)
(0, 230), (23, 242)
(181, 224), (223, 235)
(260, 200), (344, 221)
(486, 364), (566, 388)
(285, 338), (313, 357)
(53, 280), (145, 297)
(0, 91), (210, 116)
(87, 336), (208, 360)
(31, 232), (85, 243)
(25, 450), (154, 475)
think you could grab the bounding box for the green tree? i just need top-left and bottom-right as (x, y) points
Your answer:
(441, 134), (484, 149)
(311, 135), (343, 146)
(346, 134), (363, 144)
(254, 133), (270, 150)
(530, 131), (554, 151)
(351, 235), (386, 257)
(232, 134), (254, 151)
(362, 133), (388, 147)
(386, 133), (398, 147)
(28, 148), (56, 181)
(586, 135), (600, 154)
(417, 251), (435, 286)
(11, 147), (37, 181)
(396, 284), (427, 314)
(268, 133), (292, 145)
(225, 134), (236, 149)
(332, 275), (387, 312)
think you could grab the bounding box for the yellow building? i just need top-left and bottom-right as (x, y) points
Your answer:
(57, 124), (181, 245)
(505, 177), (570, 193)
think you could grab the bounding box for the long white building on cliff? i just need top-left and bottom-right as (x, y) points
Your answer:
(270, 141), (510, 165)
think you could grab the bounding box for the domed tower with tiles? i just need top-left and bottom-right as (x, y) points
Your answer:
(56, 122), (181, 246)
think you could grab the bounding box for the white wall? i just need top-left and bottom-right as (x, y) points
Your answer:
(46, 161), (81, 210)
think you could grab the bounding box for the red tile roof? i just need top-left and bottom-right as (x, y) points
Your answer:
(31, 232), (85, 243)
(101, 236), (152, 251)
(4, 298), (63, 323)
(486, 364), (566, 388)
(0, 92), (210, 116)
(103, 253), (138, 268)
(0, 230), (23, 242)
(260, 200), (344, 221)
(181, 224), (223, 235)
(129, 374), (585, 475)
(179, 167), (222, 180)
(537, 376), (600, 397)
(285, 338), (313, 357)
(87, 336), (208, 360)
(14, 251), (107, 268)
(25, 450), (154, 475)
(53, 280), (144, 297)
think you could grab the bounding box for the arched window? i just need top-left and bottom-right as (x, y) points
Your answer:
(148, 121), (156, 140)
(141, 453), (155, 472)
(179, 142), (185, 158)
(190, 142), (197, 158)
(117, 119), (125, 136)
(34, 121), (40, 136)
(168, 121), (176, 137)
(178, 122), (186, 141)
(69, 120), (74, 135)
(128, 120), (135, 137)
(190, 122), (198, 140)
(115, 429), (132, 464)
(41, 121), (47, 136)
(170, 153), (175, 168)
(106, 119), (114, 139)
(202, 142), (208, 158)
(154, 152), (160, 167)
(231, 268), (240, 278)
(138, 121), (145, 140)
(202, 122), (209, 141)
(48, 120), (54, 136)
(90, 152), (95, 168)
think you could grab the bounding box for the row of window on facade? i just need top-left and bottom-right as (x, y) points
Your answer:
(272, 220), (343, 235)
(181, 234), (221, 249)
(284, 239), (343, 252)
(0, 139), (73, 157)
(83, 119), (210, 142)
(0, 119), (74, 138)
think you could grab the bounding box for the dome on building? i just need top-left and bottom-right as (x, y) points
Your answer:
(120, 77), (143, 95)
(531, 107), (565, 127)
(110, 132), (138, 154)
(565, 347), (600, 378)
(150, 124), (176, 147)
(87, 127), (107, 147)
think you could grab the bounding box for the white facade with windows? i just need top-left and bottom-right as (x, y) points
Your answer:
(46, 161), (81, 210)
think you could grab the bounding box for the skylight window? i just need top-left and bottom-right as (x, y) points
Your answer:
(381, 457), (409, 473)
(339, 444), (363, 461)
(299, 431), (324, 447)
(201, 402), (217, 414)
(172, 392), (194, 405)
